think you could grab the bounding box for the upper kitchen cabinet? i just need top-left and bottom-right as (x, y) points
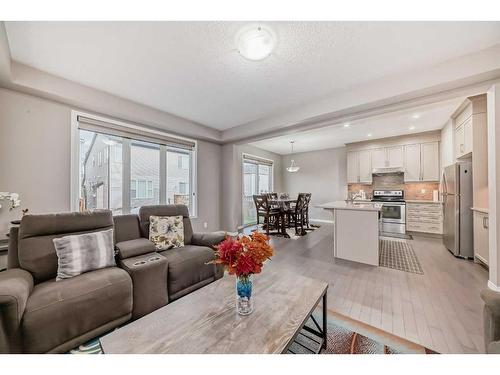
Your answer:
(347, 151), (359, 183)
(358, 150), (372, 183)
(403, 142), (440, 182)
(371, 148), (386, 169)
(453, 94), (488, 210)
(387, 146), (404, 168)
(346, 150), (372, 183)
(346, 131), (441, 184)
(421, 142), (440, 181)
(404, 144), (421, 182)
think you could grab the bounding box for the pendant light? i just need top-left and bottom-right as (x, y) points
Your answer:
(286, 141), (300, 173)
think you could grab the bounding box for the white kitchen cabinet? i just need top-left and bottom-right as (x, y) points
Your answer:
(473, 210), (489, 266)
(371, 148), (386, 169)
(455, 123), (466, 158)
(406, 202), (443, 234)
(358, 150), (372, 183)
(463, 117), (473, 155)
(403, 142), (440, 182)
(347, 151), (359, 183)
(387, 146), (404, 168)
(421, 142), (440, 181)
(404, 144), (421, 182)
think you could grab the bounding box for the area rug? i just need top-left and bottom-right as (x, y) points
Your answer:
(379, 238), (424, 275)
(69, 309), (435, 354)
(288, 310), (437, 354)
(380, 231), (413, 240)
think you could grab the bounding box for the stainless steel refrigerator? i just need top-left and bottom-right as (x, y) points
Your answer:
(441, 161), (473, 258)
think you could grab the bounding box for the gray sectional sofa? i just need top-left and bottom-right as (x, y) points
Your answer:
(0, 205), (225, 353)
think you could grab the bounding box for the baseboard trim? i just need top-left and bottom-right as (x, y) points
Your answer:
(310, 219), (334, 224)
(488, 280), (500, 292)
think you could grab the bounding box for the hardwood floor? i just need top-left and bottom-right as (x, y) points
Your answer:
(263, 224), (488, 354)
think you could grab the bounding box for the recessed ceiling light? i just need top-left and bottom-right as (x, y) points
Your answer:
(409, 126), (416, 130)
(237, 25), (276, 61)
(412, 114), (420, 119)
(367, 133), (372, 137)
(343, 123), (350, 128)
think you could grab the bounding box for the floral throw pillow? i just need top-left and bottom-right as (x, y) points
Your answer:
(149, 215), (185, 250)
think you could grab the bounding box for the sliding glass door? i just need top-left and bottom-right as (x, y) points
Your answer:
(242, 155), (273, 226)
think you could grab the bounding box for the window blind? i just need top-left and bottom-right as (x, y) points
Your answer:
(242, 153), (274, 166)
(77, 115), (196, 151)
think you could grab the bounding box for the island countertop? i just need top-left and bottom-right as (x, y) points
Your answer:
(316, 201), (382, 212)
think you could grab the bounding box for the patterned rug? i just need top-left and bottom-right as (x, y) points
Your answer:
(379, 239), (424, 275)
(69, 309), (435, 354)
(289, 310), (436, 354)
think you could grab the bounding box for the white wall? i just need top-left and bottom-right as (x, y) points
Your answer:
(440, 119), (454, 169)
(0, 88), (222, 238)
(282, 147), (348, 222)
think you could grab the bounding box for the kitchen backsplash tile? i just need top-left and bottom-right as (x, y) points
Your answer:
(348, 182), (440, 201)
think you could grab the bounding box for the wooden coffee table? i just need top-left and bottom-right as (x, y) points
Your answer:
(100, 267), (328, 354)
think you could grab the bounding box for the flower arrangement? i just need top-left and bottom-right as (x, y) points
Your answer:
(209, 232), (274, 277)
(0, 192), (21, 211)
(208, 232), (274, 315)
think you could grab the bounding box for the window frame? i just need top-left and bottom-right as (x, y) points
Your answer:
(71, 110), (198, 217)
(241, 153), (274, 226)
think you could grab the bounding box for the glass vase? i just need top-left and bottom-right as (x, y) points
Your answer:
(236, 274), (254, 315)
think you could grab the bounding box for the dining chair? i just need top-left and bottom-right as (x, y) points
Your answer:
(253, 194), (281, 235)
(303, 193), (312, 230)
(289, 193), (308, 236)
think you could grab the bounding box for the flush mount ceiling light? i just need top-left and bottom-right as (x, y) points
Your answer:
(286, 141), (300, 173)
(367, 133), (372, 137)
(409, 125), (416, 130)
(412, 114), (420, 119)
(237, 25), (276, 61)
(343, 123), (350, 128)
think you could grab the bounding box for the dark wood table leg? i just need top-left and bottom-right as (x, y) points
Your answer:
(281, 209), (290, 238)
(322, 291), (327, 349)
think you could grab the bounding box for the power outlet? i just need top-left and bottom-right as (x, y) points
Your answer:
(203, 222), (208, 229)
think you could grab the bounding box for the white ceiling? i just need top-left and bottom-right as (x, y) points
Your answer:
(249, 97), (464, 155)
(5, 22), (500, 131)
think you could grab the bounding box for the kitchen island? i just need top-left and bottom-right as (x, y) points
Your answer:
(317, 201), (382, 266)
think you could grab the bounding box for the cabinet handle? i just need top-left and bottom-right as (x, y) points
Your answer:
(484, 216), (489, 229)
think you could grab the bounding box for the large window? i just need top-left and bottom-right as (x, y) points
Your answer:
(242, 155), (274, 225)
(75, 113), (197, 216)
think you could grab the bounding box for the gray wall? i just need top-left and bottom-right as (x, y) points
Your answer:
(220, 144), (283, 231)
(282, 147), (347, 222)
(0, 88), (222, 238)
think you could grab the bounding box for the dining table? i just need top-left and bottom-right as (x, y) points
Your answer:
(267, 197), (297, 238)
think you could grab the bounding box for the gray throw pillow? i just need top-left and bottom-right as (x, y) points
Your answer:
(53, 229), (116, 281)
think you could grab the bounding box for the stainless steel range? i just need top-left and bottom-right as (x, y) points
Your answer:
(371, 190), (406, 234)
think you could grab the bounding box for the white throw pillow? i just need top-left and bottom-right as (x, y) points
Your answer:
(149, 215), (185, 250)
(53, 229), (116, 281)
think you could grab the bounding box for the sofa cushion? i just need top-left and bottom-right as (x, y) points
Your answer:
(17, 211), (114, 283)
(115, 238), (157, 259)
(113, 214), (142, 243)
(21, 267), (132, 353)
(53, 229), (116, 281)
(149, 215), (184, 250)
(159, 245), (218, 299)
(139, 205), (193, 245)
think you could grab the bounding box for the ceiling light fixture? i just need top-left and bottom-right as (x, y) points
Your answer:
(367, 133), (372, 137)
(286, 141), (300, 173)
(343, 123), (350, 128)
(412, 114), (420, 119)
(237, 25), (276, 61)
(409, 126), (416, 130)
